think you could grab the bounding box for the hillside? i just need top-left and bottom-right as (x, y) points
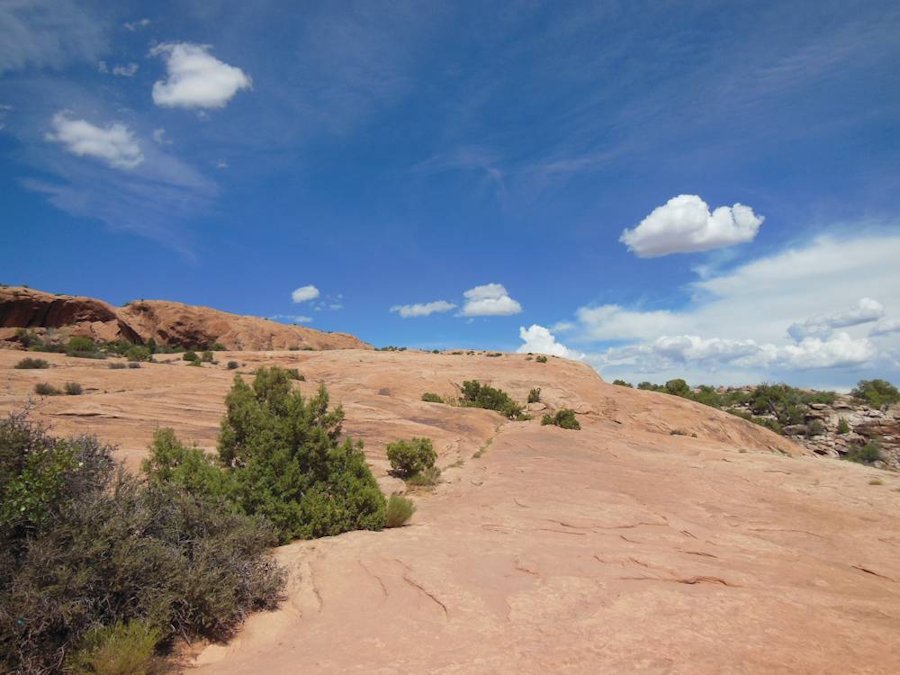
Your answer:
(2, 348), (898, 673)
(0, 285), (369, 351)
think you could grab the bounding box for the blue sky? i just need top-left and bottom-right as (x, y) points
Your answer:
(1, 0), (899, 388)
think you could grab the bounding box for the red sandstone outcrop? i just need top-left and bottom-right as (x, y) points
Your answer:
(0, 286), (369, 351)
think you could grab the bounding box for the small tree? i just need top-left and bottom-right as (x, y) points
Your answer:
(851, 379), (900, 408)
(612, 379), (632, 387)
(386, 438), (437, 479)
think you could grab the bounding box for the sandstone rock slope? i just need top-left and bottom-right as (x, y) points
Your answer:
(0, 286), (369, 351)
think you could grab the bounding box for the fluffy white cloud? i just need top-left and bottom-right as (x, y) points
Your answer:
(571, 233), (900, 384)
(788, 297), (884, 340)
(517, 325), (583, 360)
(45, 112), (143, 169)
(291, 285), (320, 303)
(870, 318), (900, 337)
(390, 301), (456, 318)
(151, 43), (252, 109)
(461, 283), (522, 317)
(620, 195), (763, 257)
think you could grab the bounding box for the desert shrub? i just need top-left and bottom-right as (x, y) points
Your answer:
(15, 357), (49, 369)
(459, 380), (528, 420)
(285, 368), (305, 381)
(227, 360), (240, 370)
(692, 385), (724, 408)
(34, 382), (61, 396)
(612, 379), (632, 387)
(14, 328), (39, 349)
(127, 362), (141, 369)
(527, 388), (541, 404)
(637, 381), (660, 391)
(540, 408), (581, 430)
(837, 417), (851, 434)
(66, 336), (102, 358)
(845, 441), (882, 465)
(384, 495), (416, 528)
(406, 465), (442, 487)
(807, 419), (826, 436)
(421, 392), (443, 403)
(107, 362), (127, 370)
(0, 413), (283, 673)
(851, 379), (900, 408)
(218, 367), (385, 542)
(64, 382), (83, 396)
(211, 342), (226, 351)
(201, 350), (214, 363)
(67, 621), (161, 675)
(386, 437), (437, 479)
(125, 345), (151, 362)
(183, 351), (199, 363)
(142, 428), (237, 503)
(664, 378), (691, 397)
(535, 355), (548, 363)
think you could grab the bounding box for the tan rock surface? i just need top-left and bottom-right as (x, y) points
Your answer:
(1, 349), (898, 673)
(0, 286), (369, 351)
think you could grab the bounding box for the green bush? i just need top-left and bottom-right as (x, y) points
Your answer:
(541, 409), (581, 430)
(386, 437), (437, 479)
(527, 388), (541, 404)
(67, 621), (161, 675)
(211, 342), (226, 351)
(612, 379), (632, 387)
(0, 413), (283, 673)
(535, 355), (548, 363)
(421, 392), (444, 403)
(845, 441), (882, 465)
(143, 428), (238, 503)
(15, 357), (49, 369)
(837, 417), (850, 435)
(227, 360), (240, 370)
(285, 368), (305, 381)
(459, 380), (528, 420)
(66, 336), (103, 358)
(201, 350), (215, 363)
(125, 345), (151, 362)
(384, 495), (416, 528)
(34, 382), (61, 396)
(851, 379), (900, 408)
(64, 382), (83, 396)
(183, 351), (199, 363)
(637, 381), (659, 391)
(218, 367), (385, 542)
(664, 378), (691, 397)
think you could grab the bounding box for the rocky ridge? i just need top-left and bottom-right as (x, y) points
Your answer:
(0, 285), (369, 352)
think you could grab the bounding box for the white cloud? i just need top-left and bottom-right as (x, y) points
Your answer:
(620, 194), (763, 257)
(271, 314), (313, 324)
(461, 283), (522, 317)
(517, 325), (583, 360)
(291, 285), (320, 303)
(390, 300), (456, 318)
(871, 318), (900, 337)
(45, 112), (143, 169)
(788, 297), (884, 340)
(150, 43), (252, 109)
(124, 18), (151, 32)
(571, 233), (900, 384)
(113, 63), (139, 77)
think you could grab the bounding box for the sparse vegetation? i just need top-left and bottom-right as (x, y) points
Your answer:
(66, 336), (103, 359)
(459, 380), (528, 420)
(612, 379), (632, 387)
(64, 382), (83, 396)
(125, 345), (151, 362)
(201, 350), (215, 363)
(807, 419), (826, 437)
(285, 367), (305, 381)
(227, 360), (240, 370)
(845, 441), (882, 466)
(14, 357), (49, 369)
(0, 413), (284, 673)
(34, 382), (61, 396)
(535, 355), (548, 363)
(541, 408), (581, 430)
(387, 437), (437, 479)
(384, 495), (416, 528)
(837, 417), (850, 435)
(527, 388), (541, 404)
(406, 465), (442, 487)
(421, 392), (444, 403)
(183, 350), (199, 363)
(851, 379), (899, 409)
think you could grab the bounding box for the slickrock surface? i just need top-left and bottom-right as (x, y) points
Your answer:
(1, 349), (898, 673)
(0, 286), (369, 351)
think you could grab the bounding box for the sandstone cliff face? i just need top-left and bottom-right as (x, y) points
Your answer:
(0, 286), (369, 351)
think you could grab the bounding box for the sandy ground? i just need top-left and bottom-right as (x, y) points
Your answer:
(2, 349), (898, 673)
